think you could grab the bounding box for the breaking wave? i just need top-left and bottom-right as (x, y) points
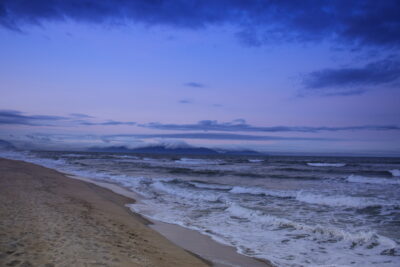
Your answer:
(189, 181), (232, 190)
(307, 162), (346, 167)
(151, 181), (223, 202)
(389, 169), (400, 177)
(229, 186), (295, 198)
(226, 203), (396, 249)
(295, 192), (388, 208)
(347, 175), (400, 185)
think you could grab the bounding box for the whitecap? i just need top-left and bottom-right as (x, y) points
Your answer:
(151, 181), (223, 202)
(248, 159), (264, 163)
(307, 162), (346, 167)
(175, 158), (221, 165)
(229, 186), (295, 198)
(347, 175), (400, 185)
(189, 181), (232, 190)
(389, 169), (400, 177)
(295, 192), (387, 208)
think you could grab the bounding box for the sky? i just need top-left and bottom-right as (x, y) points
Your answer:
(0, 0), (399, 156)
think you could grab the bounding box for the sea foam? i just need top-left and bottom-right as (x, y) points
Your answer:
(389, 169), (400, 177)
(229, 186), (295, 198)
(307, 162), (346, 167)
(347, 174), (400, 185)
(151, 181), (223, 202)
(295, 192), (387, 208)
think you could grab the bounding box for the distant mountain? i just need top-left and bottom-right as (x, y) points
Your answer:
(0, 139), (16, 150)
(88, 145), (264, 156)
(88, 145), (219, 155)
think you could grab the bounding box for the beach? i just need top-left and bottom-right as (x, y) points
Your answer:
(0, 158), (210, 267)
(1, 151), (398, 267)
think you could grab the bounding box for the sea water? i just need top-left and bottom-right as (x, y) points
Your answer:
(1, 150), (399, 267)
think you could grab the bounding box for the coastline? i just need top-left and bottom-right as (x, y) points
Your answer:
(68, 175), (272, 267)
(0, 158), (272, 267)
(0, 158), (209, 267)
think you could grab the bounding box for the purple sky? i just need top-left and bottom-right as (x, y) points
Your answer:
(1, 1), (399, 155)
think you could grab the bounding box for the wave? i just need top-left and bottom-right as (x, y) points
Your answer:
(248, 159), (264, 163)
(347, 175), (400, 185)
(62, 153), (88, 158)
(307, 162), (346, 167)
(229, 186), (295, 198)
(295, 192), (387, 208)
(151, 181), (223, 202)
(226, 203), (397, 249)
(189, 181), (232, 190)
(389, 169), (400, 177)
(229, 186), (391, 208)
(175, 158), (221, 165)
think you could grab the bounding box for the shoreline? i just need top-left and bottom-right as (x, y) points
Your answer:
(68, 175), (272, 267)
(1, 158), (272, 267)
(0, 158), (209, 267)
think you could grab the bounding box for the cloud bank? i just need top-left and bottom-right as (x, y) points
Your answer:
(0, 110), (135, 127)
(302, 57), (400, 96)
(141, 119), (400, 133)
(0, 110), (68, 126)
(2, 110), (398, 133)
(1, 0), (399, 48)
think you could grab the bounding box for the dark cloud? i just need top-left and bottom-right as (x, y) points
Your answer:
(184, 82), (205, 88)
(141, 119), (400, 133)
(0, 110), (135, 126)
(105, 133), (335, 142)
(302, 57), (400, 95)
(0, 110), (68, 126)
(78, 120), (136, 126)
(1, 1), (400, 48)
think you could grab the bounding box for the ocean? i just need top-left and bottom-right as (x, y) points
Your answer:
(1, 149), (399, 267)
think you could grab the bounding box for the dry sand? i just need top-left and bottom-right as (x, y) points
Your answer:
(0, 158), (209, 267)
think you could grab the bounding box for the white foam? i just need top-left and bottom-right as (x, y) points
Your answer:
(347, 175), (400, 185)
(389, 169), (400, 177)
(307, 162), (346, 167)
(151, 181), (223, 202)
(189, 182), (232, 190)
(248, 159), (264, 163)
(295, 192), (387, 208)
(175, 158), (221, 165)
(229, 186), (295, 198)
(2, 150), (400, 267)
(226, 203), (396, 248)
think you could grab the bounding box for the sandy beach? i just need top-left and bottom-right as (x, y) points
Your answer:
(0, 158), (210, 267)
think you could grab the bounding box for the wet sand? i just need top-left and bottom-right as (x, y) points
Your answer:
(0, 158), (209, 267)
(68, 175), (272, 267)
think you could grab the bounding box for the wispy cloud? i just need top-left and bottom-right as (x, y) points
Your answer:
(3, 110), (398, 134)
(69, 113), (94, 119)
(105, 133), (337, 142)
(0, 110), (135, 127)
(0, 110), (69, 126)
(14, 132), (337, 150)
(1, 1), (399, 48)
(141, 119), (400, 133)
(302, 57), (400, 96)
(178, 99), (193, 104)
(184, 82), (205, 88)
(78, 120), (136, 126)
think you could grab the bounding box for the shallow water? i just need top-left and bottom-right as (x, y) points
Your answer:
(1, 150), (399, 267)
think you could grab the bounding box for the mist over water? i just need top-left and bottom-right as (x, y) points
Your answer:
(1, 150), (400, 267)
